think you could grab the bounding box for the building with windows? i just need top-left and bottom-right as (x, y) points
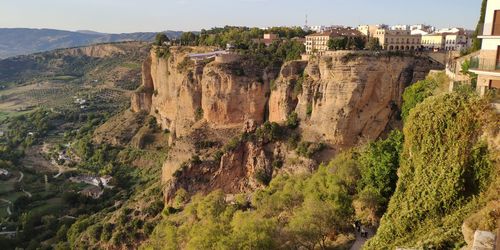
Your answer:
(304, 28), (364, 55)
(422, 34), (446, 51)
(422, 28), (472, 51)
(444, 33), (471, 51)
(357, 24), (388, 37)
(373, 29), (422, 51)
(469, 0), (500, 95)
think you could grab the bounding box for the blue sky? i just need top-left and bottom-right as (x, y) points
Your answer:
(0, 0), (482, 33)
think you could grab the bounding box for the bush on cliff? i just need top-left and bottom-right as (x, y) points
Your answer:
(401, 72), (447, 120)
(143, 156), (359, 249)
(365, 92), (495, 249)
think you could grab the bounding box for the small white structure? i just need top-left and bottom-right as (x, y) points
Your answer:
(0, 168), (9, 176)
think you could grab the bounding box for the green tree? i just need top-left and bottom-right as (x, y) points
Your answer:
(286, 199), (346, 249)
(327, 37), (347, 50)
(155, 33), (169, 46)
(228, 212), (277, 249)
(180, 32), (199, 46)
(365, 37), (382, 50)
(358, 130), (403, 200)
(471, 0), (487, 52)
(401, 73), (444, 120)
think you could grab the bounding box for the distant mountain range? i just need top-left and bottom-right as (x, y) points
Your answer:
(0, 28), (183, 58)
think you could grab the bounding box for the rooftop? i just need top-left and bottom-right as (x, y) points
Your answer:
(307, 28), (364, 37)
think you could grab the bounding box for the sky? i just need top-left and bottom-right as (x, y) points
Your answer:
(0, 0), (483, 33)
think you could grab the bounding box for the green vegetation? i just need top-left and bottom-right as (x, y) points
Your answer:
(401, 72), (446, 120)
(195, 26), (310, 48)
(173, 26), (307, 69)
(366, 92), (495, 249)
(155, 33), (170, 46)
(145, 160), (356, 249)
(285, 112), (299, 129)
(177, 57), (195, 72)
(143, 120), (412, 249)
(296, 141), (325, 159)
(461, 59), (479, 87)
(365, 38), (382, 51)
(471, 0), (488, 53)
(327, 36), (365, 51)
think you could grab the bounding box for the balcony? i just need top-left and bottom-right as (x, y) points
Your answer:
(469, 57), (500, 73)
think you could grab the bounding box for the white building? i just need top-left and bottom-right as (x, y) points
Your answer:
(390, 24), (410, 31)
(411, 29), (430, 36)
(309, 25), (326, 33)
(0, 168), (9, 176)
(469, 0), (500, 94)
(444, 33), (471, 51)
(410, 24), (435, 32)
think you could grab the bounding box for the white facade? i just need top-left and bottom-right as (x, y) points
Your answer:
(469, 0), (500, 95)
(444, 34), (471, 51)
(390, 24), (410, 31)
(309, 25), (326, 33)
(411, 29), (429, 36)
(480, 0), (500, 37)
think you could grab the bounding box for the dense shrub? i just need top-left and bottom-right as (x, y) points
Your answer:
(366, 92), (494, 249)
(401, 73), (446, 120)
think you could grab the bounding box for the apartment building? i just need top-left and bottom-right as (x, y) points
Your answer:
(422, 34), (446, 51)
(444, 33), (471, 51)
(305, 28), (364, 55)
(373, 29), (422, 51)
(423, 28), (472, 51)
(357, 24), (388, 37)
(469, 0), (500, 94)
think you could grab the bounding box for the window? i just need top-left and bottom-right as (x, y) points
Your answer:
(493, 10), (500, 35)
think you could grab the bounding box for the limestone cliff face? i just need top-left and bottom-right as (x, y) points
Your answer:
(132, 46), (277, 138)
(269, 52), (442, 147)
(164, 140), (273, 202)
(132, 48), (443, 203)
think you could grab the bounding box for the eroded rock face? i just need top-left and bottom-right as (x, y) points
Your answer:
(164, 140), (272, 203)
(269, 52), (442, 147)
(132, 48), (443, 203)
(132, 46), (278, 138)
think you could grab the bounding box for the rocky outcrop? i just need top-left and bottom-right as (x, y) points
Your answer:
(132, 48), (443, 204)
(164, 140), (273, 202)
(133, 46), (279, 138)
(269, 51), (442, 147)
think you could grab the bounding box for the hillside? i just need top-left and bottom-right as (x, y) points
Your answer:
(0, 25), (497, 250)
(0, 28), (183, 59)
(0, 42), (152, 117)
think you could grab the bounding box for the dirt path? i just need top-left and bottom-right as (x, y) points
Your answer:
(350, 228), (375, 250)
(17, 171), (24, 182)
(22, 189), (32, 198)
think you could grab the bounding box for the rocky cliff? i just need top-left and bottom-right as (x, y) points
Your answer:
(270, 51), (441, 147)
(131, 47), (443, 203)
(132, 46), (279, 139)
